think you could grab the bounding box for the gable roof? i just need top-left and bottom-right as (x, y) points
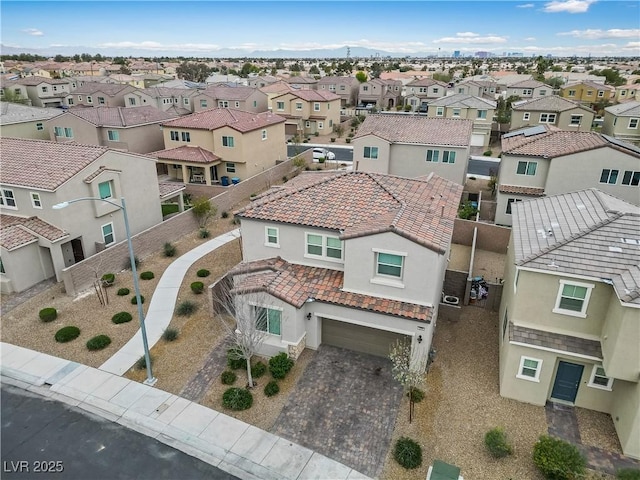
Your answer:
(512, 189), (640, 305)
(150, 145), (220, 164)
(511, 95), (593, 113)
(564, 80), (614, 91)
(236, 171), (463, 254)
(63, 105), (178, 127)
(406, 78), (449, 88)
(71, 82), (133, 96)
(14, 76), (71, 86)
(0, 101), (63, 125)
(134, 86), (199, 98)
(161, 108), (285, 132)
(354, 114), (472, 146)
(427, 93), (496, 109)
(0, 214), (68, 250)
(201, 85), (261, 101)
(508, 79), (547, 89)
(605, 101), (640, 117)
(274, 89), (340, 102)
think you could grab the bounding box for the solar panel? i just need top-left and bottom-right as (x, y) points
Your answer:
(503, 125), (546, 138)
(601, 134), (640, 155)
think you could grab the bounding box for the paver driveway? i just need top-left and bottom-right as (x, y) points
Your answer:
(272, 345), (403, 478)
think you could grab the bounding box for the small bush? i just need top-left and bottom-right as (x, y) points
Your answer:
(221, 370), (237, 385)
(131, 295), (145, 305)
(485, 427), (513, 458)
(394, 437), (422, 469)
(314, 131), (319, 136)
(162, 328), (179, 342)
(55, 326), (80, 343)
(330, 137), (336, 142)
(111, 312), (133, 324)
(282, 175), (288, 183)
(116, 287), (130, 296)
(408, 388), (425, 403)
(618, 469), (640, 480)
(227, 348), (245, 370)
(101, 273), (115, 286)
(198, 228), (210, 238)
(533, 435), (586, 480)
(196, 269), (210, 278)
(135, 354), (154, 370)
(251, 361), (267, 378)
(483, 150), (493, 156)
(163, 242), (176, 257)
(269, 352), (294, 379)
(222, 387), (253, 411)
(39, 307), (57, 322)
(124, 255), (140, 270)
(140, 271), (154, 280)
(176, 300), (197, 316)
(221, 211), (229, 218)
(264, 380), (280, 397)
(86, 335), (111, 351)
(345, 138), (351, 143)
(190, 281), (204, 294)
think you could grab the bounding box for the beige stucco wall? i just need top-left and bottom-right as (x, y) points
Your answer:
(389, 143), (468, 185)
(1, 120), (53, 140)
(352, 135), (392, 173)
(46, 114), (100, 145)
(601, 299), (640, 382)
(511, 107), (595, 131)
(0, 243), (55, 293)
(611, 380), (640, 460)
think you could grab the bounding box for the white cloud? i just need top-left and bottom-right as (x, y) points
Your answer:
(524, 37), (537, 41)
(543, 0), (596, 13)
(622, 41), (640, 51)
(433, 33), (507, 44)
(517, 3), (535, 7)
(558, 28), (640, 39)
(22, 28), (43, 36)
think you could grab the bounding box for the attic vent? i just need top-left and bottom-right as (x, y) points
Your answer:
(621, 238), (640, 245)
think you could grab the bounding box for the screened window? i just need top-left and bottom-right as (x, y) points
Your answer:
(314, 103), (320, 111)
(553, 280), (593, 317)
(517, 356), (542, 382)
(226, 162), (236, 173)
(222, 136), (235, 147)
(517, 161), (537, 176)
(588, 365), (613, 390)
(364, 146), (378, 159)
(1, 189), (17, 208)
(436, 107), (444, 116)
(276, 101), (285, 110)
(477, 110), (487, 119)
(442, 151), (456, 164)
(426, 149), (440, 162)
(30, 192), (42, 209)
(261, 129), (267, 140)
(265, 227), (279, 246)
(600, 169), (618, 184)
(305, 233), (342, 260)
(107, 130), (119, 141)
(255, 306), (281, 335)
(376, 252), (403, 278)
(306, 234), (323, 256)
(170, 131), (179, 141)
(98, 96), (105, 105)
(200, 100), (207, 107)
(102, 223), (115, 245)
(295, 102), (302, 110)
(98, 181), (112, 199)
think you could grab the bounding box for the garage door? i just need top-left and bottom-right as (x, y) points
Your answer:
(285, 123), (298, 136)
(321, 318), (408, 357)
(471, 133), (486, 146)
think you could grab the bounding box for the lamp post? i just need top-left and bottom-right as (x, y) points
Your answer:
(53, 197), (156, 385)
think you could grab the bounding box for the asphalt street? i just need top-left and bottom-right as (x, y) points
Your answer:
(1, 384), (238, 480)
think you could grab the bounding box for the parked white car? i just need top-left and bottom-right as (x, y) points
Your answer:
(312, 148), (336, 161)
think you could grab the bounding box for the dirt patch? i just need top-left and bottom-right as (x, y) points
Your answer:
(576, 408), (623, 453)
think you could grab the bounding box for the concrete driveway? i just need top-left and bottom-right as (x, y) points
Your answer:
(272, 345), (403, 478)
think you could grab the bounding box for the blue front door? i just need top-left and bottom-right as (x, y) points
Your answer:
(551, 361), (583, 403)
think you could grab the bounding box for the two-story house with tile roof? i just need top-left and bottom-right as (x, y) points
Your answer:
(495, 126), (640, 226)
(353, 115), (473, 185)
(0, 137), (163, 294)
(155, 108), (286, 184)
(0, 81), (30, 105)
(454, 79), (499, 98)
(404, 78), (449, 112)
(45, 106), (179, 153)
(68, 82), (136, 108)
(285, 76), (317, 90)
(510, 96), (596, 132)
(499, 190), (640, 460)
(316, 76), (360, 107)
(358, 78), (403, 110)
(271, 90), (340, 138)
(505, 79), (552, 100)
(425, 94), (496, 148)
(123, 86), (199, 113)
(0, 102), (63, 140)
(192, 86), (268, 113)
(10, 76), (73, 108)
(232, 170), (463, 364)
(602, 101), (640, 146)
(560, 81), (615, 105)
(613, 84), (640, 103)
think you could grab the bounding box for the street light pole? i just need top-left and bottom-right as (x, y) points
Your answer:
(53, 196), (156, 385)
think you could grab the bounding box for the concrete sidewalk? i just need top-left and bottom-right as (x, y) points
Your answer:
(100, 229), (241, 376)
(1, 342), (371, 480)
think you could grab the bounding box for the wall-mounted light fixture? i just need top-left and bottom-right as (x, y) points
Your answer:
(417, 335), (423, 344)
(306, 313), (312, 321)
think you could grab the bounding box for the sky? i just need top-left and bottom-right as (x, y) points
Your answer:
(1, 0), (639, 57)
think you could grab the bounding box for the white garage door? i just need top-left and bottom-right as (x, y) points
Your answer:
(471, 133), (485, 146)
(321, 318), (408, 357)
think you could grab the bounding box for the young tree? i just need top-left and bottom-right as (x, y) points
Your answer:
(191, 196), (216, 235)
(389, 339), (427, 423)
(176, 61), (212, 82)
(355, 71), (367, 83)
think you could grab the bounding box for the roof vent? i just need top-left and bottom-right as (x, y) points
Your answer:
(621, 238), (640, 246)
(609, 246), (623, 253)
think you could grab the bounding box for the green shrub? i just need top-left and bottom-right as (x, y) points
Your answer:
(163, 242), (176, 257)
(394, 437), (422, 469)
(54, 326), (80, 343)
(190, 281), (204, 294)
(618, 469), (640, 480)
(251, 361), (267, 378)
(101, 273), (115, 286)
(111, 312), (133, 324)
(221, 370), (237, 385)
(176, 300), (197, 316)
(222, 387), (253, 411)
(135, 354), (153, 370)
(39, 307), (57, 322)
(485, 427), (513, 458)
(140, 271), (154, 280)
(282, 175), (288, 183)
(533, 435), (586, 480)
(264, 380), (280, 397)
(408, 388), (425, 403)
(86, 335), (111, 351)
(162, 328), (179, 342)
(458, 201), (478, 220)
(196, 269), (210, 278)
(221, 211), (229, 219)
(268, 352), (294, 379)
(131, 295), (145, 305)
(227, 348), (245, 370)
(117, 287), (130, 296)
(483, 150), (493, 156)
(345, 138), (351, 143)
(330, 137), (336, 142)
(198, 228), (210, 238)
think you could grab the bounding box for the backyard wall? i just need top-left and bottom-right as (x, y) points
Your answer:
(451, 219), (511, 253)
(443, 269), (468, 299)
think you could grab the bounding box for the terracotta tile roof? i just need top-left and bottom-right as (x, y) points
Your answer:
(565, 80), (614, 91)
(427, 93), (496, 109)
(317, 76), (356, 86)
(138, 86), (199, 98)
(354, 114), (472, 146)
(236, 171), (463, 254)
(149, 145), (220, 164)
(259, 81), (296, 94)
(508, 79), (547, 89)
(0, 137), (108, 191)
(158, 182), (185, 198)
(66, 106), (178, 127)
(0, 214), (68, 250)
(202, 86), (259, 100)
(499, 185), (545, 196)
(285, 76), (318, 84)
(83, 167), (122, 183)
(406, 78), (449, 87)
(161, 108), (285, 133)
(276, 90), (340, 102)
(232, 257), (433, 322)
(511, 95), (592, 112)
(71, 82), (132, 95)
(14, 76), (71, 86)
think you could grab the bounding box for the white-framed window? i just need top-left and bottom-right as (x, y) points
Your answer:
(452, 108), (461, 117)
(87, 96), (93, 104)
(200, 99), (207, 108)
(426, 149), (440, 162)
(261, 129), (267, 140)
(255, 306), (282, 335)
(101, 222), (115, 246)
(622, 170), (640, 186)
(30, 192), (42, 209)
(553, 280), (594, 317)
(226, 162), (236, 173)
(436, 106), (444, 117)
(128, 97), (136, 106)
(235, 101), (239, 108)
(107, 130), (119, 142)
(364, 146), (378, 159)
(597, 90), (604, 97)
(98, 181), (112, 199)
(600, 169), (618, 184)
(305, 233), (343, 260)
(363, 86), (369, 92)
(506, 198), (522, 215)
(523, 112), (530, 121)
(98, 96), (105, 105)
(184, 98), (190, 106)
(78, 95), (83, 101)
(517, 356), (542, 382)
(539, 89), (547, 96)
(588, 365), (613, 390)
(318, 121), (324, 130)
(36, 122), (44, 131)
(458, 87), (465, 94)
(170, 131), (179, 141)
(219, 100), (229, 108)
(376, 251), (404, 279)
(295, 102), (302, 110)
(42, 86), (48, 93)
(523, 89), (533, 95)
(570, 115), (583, 126)
(539, 113), (557, 123)
(68, 98), (74, 105)
(222, 136), (234, 147)
(181, 132), (190, 142)
(313, 103), (320, 111)
(276, 101), (285, 111)
(442, 151), (456, 164)
(1, 188), (17, 209)
(517, 161), (537, 176)
(629, 118), (639, 129)
(265, 226), (279, 247)
(433, 87), (439, 94)
(305, 121), (311, 128)
(586, 90), (593, 97)
(477, 109), (487, 119)
(568, 89), (576, 97)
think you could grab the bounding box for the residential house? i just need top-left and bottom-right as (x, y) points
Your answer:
(285, 76), (317, 90)
(0, 137), (163, 293)
(271, 90), (340, 137)
(495, 126), (640, 226)
(0, 102), (62, 140)
(123, 86), (198, 113)
(404, 78), (449, 112)
(505, 79), (552, 100)
(602, 102), (640, 145)
(454, 79), (499, 98)
(46, 106), (179, 153)
(232, 170), (463, 364)
(68, 82), (136, 108)
(192, 86), (268, 113)
(0, 81), (30, 104)
(560, 81), (615, 105)
(259, 81), (298, 111)
(425, 94), (496, 148)
(156, 108), (286, 183)
(499, 189), (640, 460)
(9, 76), (73, 108)
(358, 78), (403, 110)
(353, 115), (473, 185)
(246, 75), (279, 88)
(316, 76), (360, 107)
(613, 84), (640, 103)
(510, 96), (596, 132)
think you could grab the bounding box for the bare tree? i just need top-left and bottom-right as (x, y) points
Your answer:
(88, 255), (110, 306)
(389, 339), (427, 423)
